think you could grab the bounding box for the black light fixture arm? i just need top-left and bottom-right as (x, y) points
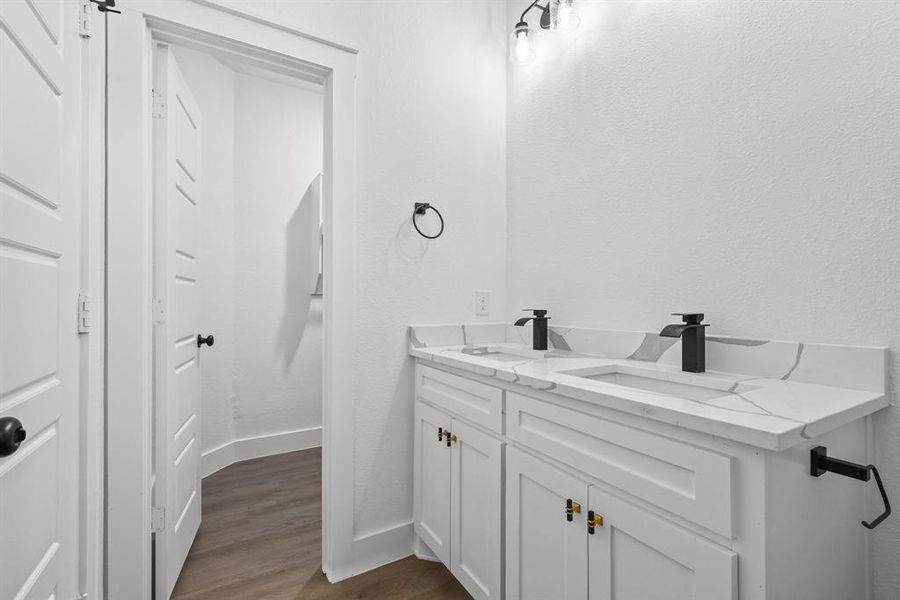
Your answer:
(518, 0), (552, 29)
(90, 0), (121, 13)
(810, 445), (892, 529)
(520, 0), (545, 23)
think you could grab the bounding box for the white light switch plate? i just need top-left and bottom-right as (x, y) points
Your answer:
(475, 290), (490, 316)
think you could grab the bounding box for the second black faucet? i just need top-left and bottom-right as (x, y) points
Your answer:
(659, 313), (709, 373)
(514, 309), (550, 351)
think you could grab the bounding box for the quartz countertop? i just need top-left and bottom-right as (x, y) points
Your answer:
(409, 340), (888, 451)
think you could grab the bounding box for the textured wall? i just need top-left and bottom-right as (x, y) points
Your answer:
(206, 1), (510, 539)
(233, 72), (324, 440)
(172, 46), (237, 455)
(506, 1), (899, 596)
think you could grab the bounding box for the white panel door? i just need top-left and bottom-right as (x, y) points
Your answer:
(449, 418), (502, 600)
(587, 487), (738, 600)
(506, 447), (588, 600)
(413, 400), (452, 566)
(153, 43), (204, 599)
(0, 1), (83, 599)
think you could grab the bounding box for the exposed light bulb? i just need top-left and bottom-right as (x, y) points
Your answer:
(510, 22), (536, 64)
(514, 31), (532, 62)
(553, 0), (580, 33)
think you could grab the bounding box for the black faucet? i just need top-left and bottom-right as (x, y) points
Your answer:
(514, 309), (550, 351)
(659, 313), (709, 373)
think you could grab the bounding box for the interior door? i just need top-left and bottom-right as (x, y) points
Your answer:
(506, 447), (588, 600)
(449, 418), (502, 600)
(413, 400), (452, 565)
(0, 1), (84, 599)
(153, 43), (204, 599)
(587, 487), (738, 600)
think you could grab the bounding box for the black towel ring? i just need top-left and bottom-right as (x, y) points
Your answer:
(412, 203), (444, 239)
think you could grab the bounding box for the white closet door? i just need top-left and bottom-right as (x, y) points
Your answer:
(506, 447), (589, 600)
(153, 43), (204, 599)
(0, 1), (85, 598)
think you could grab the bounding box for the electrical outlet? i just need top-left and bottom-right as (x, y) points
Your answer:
(475, 291), (490, 316)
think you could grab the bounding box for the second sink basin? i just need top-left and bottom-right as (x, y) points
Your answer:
(559, 365), (753, 403)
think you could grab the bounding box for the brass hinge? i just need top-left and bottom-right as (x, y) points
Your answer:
(152, 89), (167, 119)
(153, 298), (166, 325)
(151, 506), (166, 533)
(78, 0), (92, 37)
(77, 293), (92, 333)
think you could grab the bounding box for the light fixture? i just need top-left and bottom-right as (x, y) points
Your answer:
(510, 0), (580, 64)
(510, 21), (537, 64)
(550, 0), (581, 33)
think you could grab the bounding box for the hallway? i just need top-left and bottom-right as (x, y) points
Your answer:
(171, 448), (470, 599)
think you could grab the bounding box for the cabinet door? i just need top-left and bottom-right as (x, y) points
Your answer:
(587, 487), (738, 600)
(507, 447), (589, 600)
(450, 419), (502, 600)
(414, 401), (452, 565)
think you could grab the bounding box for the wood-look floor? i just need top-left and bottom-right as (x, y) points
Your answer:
(172, 448), (471, 599)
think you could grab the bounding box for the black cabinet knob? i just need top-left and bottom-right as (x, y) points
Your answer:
(197, 334), (215, 348)
(0, 416), (26, 458)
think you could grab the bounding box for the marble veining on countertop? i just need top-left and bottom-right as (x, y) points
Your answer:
(409, 323), (889, 451)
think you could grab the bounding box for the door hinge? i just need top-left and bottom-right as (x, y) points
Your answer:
(77, 293), (92, 333)
(152, 89), (167, 119)
(78, 0), (91, 37)
(151, 507), (166, 533)
(153, 299), (166, 325)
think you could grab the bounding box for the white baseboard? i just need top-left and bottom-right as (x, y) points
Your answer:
(414, 535), (441, 563)
(326, 521), (415, 583)
(201, 426), (322, 478)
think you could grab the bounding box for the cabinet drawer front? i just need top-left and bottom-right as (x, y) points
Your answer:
(416, 364), (503, 433)
(507, 392), (734, 538)
(588, 487), (738, 600)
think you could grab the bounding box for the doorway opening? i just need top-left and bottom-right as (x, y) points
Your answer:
(104, 6), (359, 597)
(150, 41), (326, 598)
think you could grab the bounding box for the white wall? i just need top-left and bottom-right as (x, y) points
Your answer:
(172, 46), (237, 455)
(506, 1), (899, 597)
(174, 48), (325, 467)
(233, 73), (324, 442)
(205, 0), (510, 545)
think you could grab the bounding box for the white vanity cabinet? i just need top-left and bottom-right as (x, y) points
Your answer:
(586, 485), (737, 600)
(413, 373), (503, 600)
(506, 447), (736, 600)
(506, 447), (589, 600)
(413, 362), (870, 600)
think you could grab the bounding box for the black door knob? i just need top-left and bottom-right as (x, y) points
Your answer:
(197, 334), (215, 348)
(0, 417), (26, 458)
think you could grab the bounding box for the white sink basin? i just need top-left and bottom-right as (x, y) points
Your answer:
(559, 366), (754, 403)
(453, 345), (551, 362)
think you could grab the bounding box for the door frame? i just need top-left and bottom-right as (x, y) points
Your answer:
(105, 2), (358, 597)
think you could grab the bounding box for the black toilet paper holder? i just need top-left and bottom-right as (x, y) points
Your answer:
(810, 445), (891, 529)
